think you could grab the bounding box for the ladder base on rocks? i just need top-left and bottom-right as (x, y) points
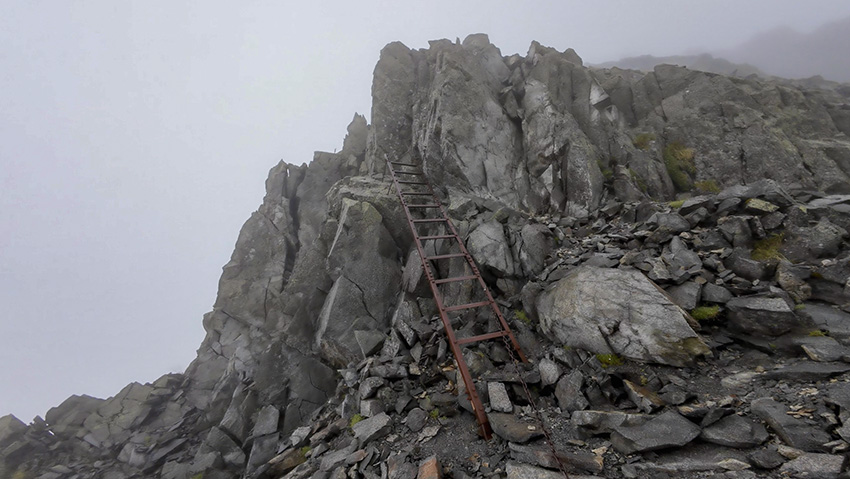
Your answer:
(386, 157), (528, 439)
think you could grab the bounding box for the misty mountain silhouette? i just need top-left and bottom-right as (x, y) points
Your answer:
(600, 16), (850, 83)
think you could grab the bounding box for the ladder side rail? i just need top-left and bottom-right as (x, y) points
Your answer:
(423, 180), (528, 363)
(385, 157), (493, 438)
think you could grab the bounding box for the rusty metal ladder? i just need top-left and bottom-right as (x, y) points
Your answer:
(385, 157), (528, 439)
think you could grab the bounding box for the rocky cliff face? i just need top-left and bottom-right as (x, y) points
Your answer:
(4, 35), (850, 479)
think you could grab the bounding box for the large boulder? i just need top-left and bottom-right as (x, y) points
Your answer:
(537, 266), (709, 366)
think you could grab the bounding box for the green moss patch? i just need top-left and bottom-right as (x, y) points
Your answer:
(691, 305), (721, 321)
(663, 141), (696, 192)
(514, 309), (531, 325)
(596, 353), (624, 368)
(668, 199), (685, 209)
(751, 234), (785, 261)
(694, 179), (721, 194)
(349, 414), (364, 428)
(633, 133), (656, 150)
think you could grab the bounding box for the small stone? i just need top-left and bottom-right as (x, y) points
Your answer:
(359, 377), (385, 400)
(610, 411), (700, 454)
(405, 408), (428, 432)
(506, 461), (580, 479)
(701, 283), (733, 303)
(779, 453), (843, 478)
(623, 379), (665, 413)
(370, 363), (408, 379)
(488, 382), (513, 413)
(752, 398), (830, 452)
(360, 399), (385, 417)
(355, 330), (387, 357)
(571, 410), (649, 433)
(508, 442), (604, 473)
(651, 213), (691, 233)
(744, 198), (779, 214)
(320, 445), (357, 472)
(346, 449), (368, 465)
(748, 448), (786, 469)
(762, 361), (850, 382)
(352, 413), (391, 444)
(289, 426), (312, 448)
(538, 358), (562, 387)
(488, 413), (544, 443)
(700, 414), (769, 448)
(793, 336), (850, 362)
(417, 455), (441, 479)
(417, 425), (440, 443)
(555, 370), (589, 412)
(668, 282), (702, 311)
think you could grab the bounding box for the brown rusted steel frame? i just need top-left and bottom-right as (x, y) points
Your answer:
(385, 156), (529, 439)
(424, 182), (529, 364)
(385, 160), (492, 438)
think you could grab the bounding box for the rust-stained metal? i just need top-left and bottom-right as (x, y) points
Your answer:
(385, 156), (528, 439)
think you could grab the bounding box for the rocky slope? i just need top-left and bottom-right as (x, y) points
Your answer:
(3, 35), (850, 479)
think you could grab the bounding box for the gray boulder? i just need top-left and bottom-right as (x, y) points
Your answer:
(610, 411), (700, 454)
(537, 266), (710, 366)
(725, 296), (804, 336)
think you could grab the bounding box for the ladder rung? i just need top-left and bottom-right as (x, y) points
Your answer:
(434, 275), (477, 284)
(456, 331), (510, 345)
(397, 180), (427, 185)
(394, 171), (424, 175)
(425, 253), (466, 260)
(407, 204), (440, 209)
(412, 218), (448, 223)
(444, 300), (492, 312)
(420, 234), (456, 240)
(391, 161), (419, 167)
(401, 192), (433, 196)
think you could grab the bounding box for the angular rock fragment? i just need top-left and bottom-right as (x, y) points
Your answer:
(751, 398), (830, 452)
(417, 455), (441, 479)
(699, 414), (769, 448)
(762, 361), (850, 382)
(779, 453), (844, 479)
(701, 283), (732, 303)
(352, 413), (391, 444)
(488, 382), (513, 413)
(725, 296), (802, 336)
(508, 442), (604, 473)
(538, 357), (562, 387)
(667, 281), (702, 311)
(554, 371), (589, 412)
(610, 411), (700, 454)
(488, 413), (544, 443)
(571, 410), (649, 433)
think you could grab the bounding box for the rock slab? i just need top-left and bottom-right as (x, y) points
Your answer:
(610, 411), (701, 454)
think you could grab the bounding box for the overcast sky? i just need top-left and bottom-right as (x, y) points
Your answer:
(3, 1), (850, 422)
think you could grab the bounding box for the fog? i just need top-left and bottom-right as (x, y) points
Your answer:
(3, 0), (850, 422)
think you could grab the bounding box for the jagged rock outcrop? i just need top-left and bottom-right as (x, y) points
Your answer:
(4, 34), (850, 479)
